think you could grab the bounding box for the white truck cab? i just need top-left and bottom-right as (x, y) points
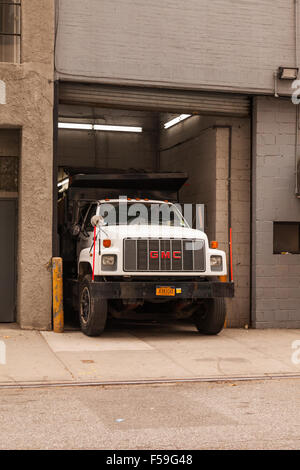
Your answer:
(59, 172), (234, 337)
(78, 199), (227, 279)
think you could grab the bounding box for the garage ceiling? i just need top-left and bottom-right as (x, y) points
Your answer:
(59, 82), (250, 117)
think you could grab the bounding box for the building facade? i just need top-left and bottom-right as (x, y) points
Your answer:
(1, 0), (300, 329)
(0, 0), (54, 329)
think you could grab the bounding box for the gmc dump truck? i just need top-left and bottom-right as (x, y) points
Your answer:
(58, 170), (234, 336)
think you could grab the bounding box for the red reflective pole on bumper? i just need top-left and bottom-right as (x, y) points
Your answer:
(230, 227), (233, 282)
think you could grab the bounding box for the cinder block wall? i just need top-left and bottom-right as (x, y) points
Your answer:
(253, 97), (300, 328)
(160, 118), (217, 243)
(216, 123), (251, 328)
(160, 115), (251, 327)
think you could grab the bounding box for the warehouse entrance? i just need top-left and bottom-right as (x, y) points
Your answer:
(56, 82), (251, 329)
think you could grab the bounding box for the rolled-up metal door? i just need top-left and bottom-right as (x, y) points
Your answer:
(59, 82), (250, 117)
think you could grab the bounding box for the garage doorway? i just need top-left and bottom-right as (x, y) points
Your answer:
(56, 83), (251, 328)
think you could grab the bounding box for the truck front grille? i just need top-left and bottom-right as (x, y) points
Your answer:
(124, 238), (205, 272)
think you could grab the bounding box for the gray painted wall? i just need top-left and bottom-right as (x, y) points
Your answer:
(56, 0), (297, 95)
(253, 96), (300, 328)
(58, 106), (157, 170)
(58, 129), (156, 170)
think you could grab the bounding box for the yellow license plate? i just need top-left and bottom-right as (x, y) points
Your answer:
(156, 286), (175, 296)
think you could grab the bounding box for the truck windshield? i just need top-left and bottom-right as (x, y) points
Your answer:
(99, 202), (188, 227)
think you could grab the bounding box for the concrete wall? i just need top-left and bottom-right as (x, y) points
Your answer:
(0, 0), (55, 329)
(252, 96), (300, 328)
(58, 106), (157, 170)
(160, 115), (251, 327)
(56, 0), (297, 95)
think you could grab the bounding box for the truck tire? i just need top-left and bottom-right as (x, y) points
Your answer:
(79, 274), (107, 336)
(193, 298), (226, 335)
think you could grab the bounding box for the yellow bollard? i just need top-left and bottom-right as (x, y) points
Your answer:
(52, 257), (64, 333)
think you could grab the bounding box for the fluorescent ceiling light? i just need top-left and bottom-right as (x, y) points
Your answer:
(164, 114), (192, 129)
(58, 123), (93, 130)
(57, 178), (69, 188)
(58, 122), (143, 132)
(94, 125), (142, 132)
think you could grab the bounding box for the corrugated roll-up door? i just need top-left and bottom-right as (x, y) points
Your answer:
(59, 82), (250, 117)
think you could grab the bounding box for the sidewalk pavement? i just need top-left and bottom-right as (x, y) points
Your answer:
(0, 322), (300, 385)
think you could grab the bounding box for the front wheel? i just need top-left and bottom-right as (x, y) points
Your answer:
(79, 274), (107, 336)
(193, 298), (226, 335)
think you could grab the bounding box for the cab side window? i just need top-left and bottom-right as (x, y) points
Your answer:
(83, 204), (97, 232)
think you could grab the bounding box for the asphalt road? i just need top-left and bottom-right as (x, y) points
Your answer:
(0, 379), (299, 450)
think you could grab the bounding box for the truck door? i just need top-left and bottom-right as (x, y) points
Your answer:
(0, 199), (17, 322)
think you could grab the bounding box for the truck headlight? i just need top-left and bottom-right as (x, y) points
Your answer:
(101, 255), (117, 270)
(210, 255), (223, 271)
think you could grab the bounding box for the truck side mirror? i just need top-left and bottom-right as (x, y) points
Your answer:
(91, 215), (104, 227)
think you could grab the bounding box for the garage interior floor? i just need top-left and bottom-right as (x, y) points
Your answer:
(0, 323), (299, 385)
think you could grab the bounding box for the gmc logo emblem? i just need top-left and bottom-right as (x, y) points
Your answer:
(150, 251), (182, 259)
